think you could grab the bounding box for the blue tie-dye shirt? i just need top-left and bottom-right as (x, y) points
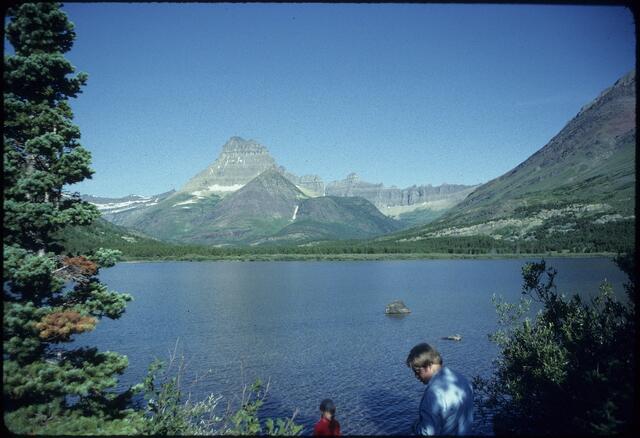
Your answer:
(414, 366), (474, 436)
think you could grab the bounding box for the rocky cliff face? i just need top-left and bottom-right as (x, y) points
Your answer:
(283, 171), (325, 196)
(180, 137), (278, 195)
(179, 136), (326, 197)
(326, 173), (478, 209)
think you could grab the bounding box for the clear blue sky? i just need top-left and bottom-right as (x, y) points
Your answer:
(16, 3), (637, 197)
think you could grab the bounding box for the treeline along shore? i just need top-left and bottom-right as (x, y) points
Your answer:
(117, 252), (620, 263)
(58, 218), (631, 262)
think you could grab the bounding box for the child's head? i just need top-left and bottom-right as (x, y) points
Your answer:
(319, 398), (336, 419)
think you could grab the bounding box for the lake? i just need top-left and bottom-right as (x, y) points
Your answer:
(74, 257), (627, 435)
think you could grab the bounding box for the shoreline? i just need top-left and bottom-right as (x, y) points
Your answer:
(118, 252), (619, 263)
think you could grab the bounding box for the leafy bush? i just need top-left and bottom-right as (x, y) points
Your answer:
(473, 254), (636, 435)
(140, 347), (304, 436)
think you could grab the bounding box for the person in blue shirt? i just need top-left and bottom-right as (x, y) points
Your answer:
(406, 343), (474, 435)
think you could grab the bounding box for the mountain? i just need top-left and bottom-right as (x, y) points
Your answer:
(212, 168), (307, 222)
(326, 173), (476, 207)
(92, 135), (478, 245)
(92, 135), (479, 239)
(101, 168), (306, 244)
(173, 135), (475, 219)
(326, 173), (478, 224)
(181, 168), (309, 243)
(179, 136), (324, 197)
(101, 191), (222, 243)
(283, 172), (325, 197)
(97, 167), (399, 245)
(179, 136), (277, 195)
(178, 169), (400, 245)
(82, 190), (175, 215)
(259, 196), (403, 244)
(382, 70), (636, 249)
(77, 71), (633, 253)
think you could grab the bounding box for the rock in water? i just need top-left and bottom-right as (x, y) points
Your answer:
(385, 300), (411, 314)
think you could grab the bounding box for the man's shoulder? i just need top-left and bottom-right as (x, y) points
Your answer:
(432, 367), (472, 392)
(445, 366), (470, 381)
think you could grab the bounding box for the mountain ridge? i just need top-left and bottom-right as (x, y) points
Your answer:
(379, 69), (635, 247)
(86, 136), (477, 226)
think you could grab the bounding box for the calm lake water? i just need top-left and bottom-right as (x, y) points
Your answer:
(74, 258), (627, 435)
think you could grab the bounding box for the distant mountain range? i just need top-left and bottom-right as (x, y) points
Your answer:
(81, 70), (635, 250)
(94, 167), (404, 245)
(86, 136), (475, 244)
(325, 173), (478, 225)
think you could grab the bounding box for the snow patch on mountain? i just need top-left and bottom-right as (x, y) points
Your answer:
(90, 199), (159, 213)
(173, 199), (198, 207)
(191, 184), (244, 196)
(208, 184), (244, 192)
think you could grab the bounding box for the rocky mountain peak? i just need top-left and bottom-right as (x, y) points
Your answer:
(179, 137), (277, 195)
(221, 136), (269, 155)
(252, 167), (285, 182)
(346, 172), (360, 183)
(532, 69), (635, 170)
(577, 69), (635, 117)
(613, 68), (635, 88)
(207, 167), (307, 230)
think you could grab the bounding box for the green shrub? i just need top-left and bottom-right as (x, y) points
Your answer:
(140, 347), (304, 436)
(473, 253), (636, 435)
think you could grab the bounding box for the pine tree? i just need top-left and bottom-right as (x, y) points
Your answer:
(3, 3), (144, 433)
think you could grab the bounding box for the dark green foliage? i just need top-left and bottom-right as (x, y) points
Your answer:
(3, 3), (139, 433)
(473, 254), (636, 435)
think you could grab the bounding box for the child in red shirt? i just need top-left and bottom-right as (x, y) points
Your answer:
(313, 399), (341, 436)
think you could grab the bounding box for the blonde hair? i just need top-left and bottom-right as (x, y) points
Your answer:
(406, 343), (443, 368)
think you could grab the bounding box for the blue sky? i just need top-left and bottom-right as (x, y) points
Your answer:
(15, 3), (636, 197)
